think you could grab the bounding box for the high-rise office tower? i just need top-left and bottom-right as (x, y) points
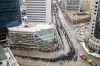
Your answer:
(0, 0), (22, 46)
(93, 1), (100, 39)
(0, 0), (22, 28)
(24, 0), (51, 23)
(84, 0), (100, 58)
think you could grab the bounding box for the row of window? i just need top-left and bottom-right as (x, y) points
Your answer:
(0, 0), (22, 28)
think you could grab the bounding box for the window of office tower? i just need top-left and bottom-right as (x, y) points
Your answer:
(94, 1), (100, 39)
(0, 0), (22, 28)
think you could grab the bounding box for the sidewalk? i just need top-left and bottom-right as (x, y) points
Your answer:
(16, 56), (88, 66)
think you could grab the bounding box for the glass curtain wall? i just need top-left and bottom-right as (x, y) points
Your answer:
(94, 0), (100, 39)
(0, 0), (22, 28)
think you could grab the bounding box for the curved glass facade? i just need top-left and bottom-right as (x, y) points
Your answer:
(0, 0), (22, 28)
(94, 1), (100, 39)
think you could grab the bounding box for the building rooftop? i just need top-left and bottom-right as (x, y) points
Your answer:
(64, 11), (90, 24)
(8, 23), (55, 32)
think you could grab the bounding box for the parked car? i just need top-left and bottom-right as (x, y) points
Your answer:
(79, 54), (87, 60)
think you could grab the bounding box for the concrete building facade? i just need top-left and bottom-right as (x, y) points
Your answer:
(80, 0), (91, 13)
(63, 0), (91, 24)
(63, 0), (91, 13)
(24, 0), (51, 23)
(64, 0), (80, 11)
(84, 0), (100, 58)
(0, 0), (22, 28)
